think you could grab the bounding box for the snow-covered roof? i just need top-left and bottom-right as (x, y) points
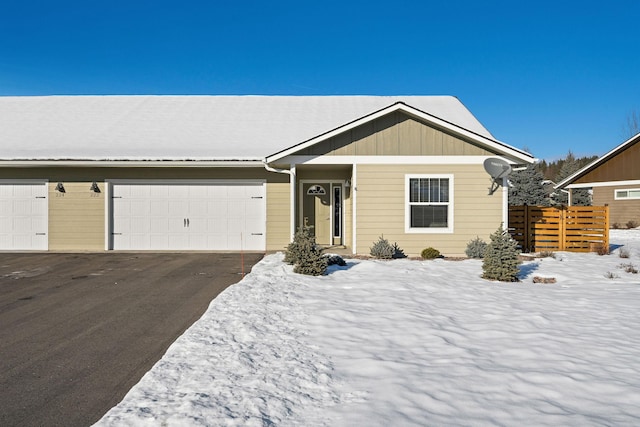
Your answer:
(0, 95), (497, 161)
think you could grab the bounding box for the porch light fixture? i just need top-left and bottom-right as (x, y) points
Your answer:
(55, 182), (65, 193)
(90, 181), (101, 193)
(345, 179), (351, 188)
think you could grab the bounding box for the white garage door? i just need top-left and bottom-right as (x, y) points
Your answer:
(0, 181), (48, 250)
(111, 182), (266, 251)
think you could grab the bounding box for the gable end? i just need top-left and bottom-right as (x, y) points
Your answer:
(292, 112), (496, 157)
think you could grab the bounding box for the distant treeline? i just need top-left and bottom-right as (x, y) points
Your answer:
(537, 154), (598, 182)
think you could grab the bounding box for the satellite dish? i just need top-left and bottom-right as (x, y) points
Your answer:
(483, 158), (512, 195)
(483, 158), (512, 179)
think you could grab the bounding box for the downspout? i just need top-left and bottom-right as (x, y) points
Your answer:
(502, 176), (509, 227)
(263, 162), (296, 242)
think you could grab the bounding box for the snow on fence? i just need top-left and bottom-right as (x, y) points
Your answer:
(508, 205), (609, 253)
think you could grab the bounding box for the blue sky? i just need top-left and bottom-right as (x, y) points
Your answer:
(1, 1), (638, 161)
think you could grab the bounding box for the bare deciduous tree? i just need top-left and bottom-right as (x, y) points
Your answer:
(623, 109), (640, 139)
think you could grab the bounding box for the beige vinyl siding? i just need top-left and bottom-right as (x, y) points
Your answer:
(593, 185), (640, 226)
(296, 112), (495, 157)
(266, 181), (291, 251)
(356, 164), (503, 256)
(48, 182), (105, 251)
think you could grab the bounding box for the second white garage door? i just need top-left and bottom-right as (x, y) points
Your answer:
(111, 182), (265, 251)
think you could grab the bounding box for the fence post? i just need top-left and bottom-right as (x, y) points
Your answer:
(559, 206), (566, 251)
(524, 204), (530, 252)
(604, 204), (610, 250)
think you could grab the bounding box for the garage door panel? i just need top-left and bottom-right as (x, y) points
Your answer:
(130, 200), (150, 216)
(149, 234), (168, 250)
(150, 200), (169, 215)
(149, 185), (168, 197)
(189, 200), (208, 217)
(130, 217), (150, 233)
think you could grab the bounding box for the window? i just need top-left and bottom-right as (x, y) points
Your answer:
(406, 175), (453, 233)
(615, 189), (640, 200)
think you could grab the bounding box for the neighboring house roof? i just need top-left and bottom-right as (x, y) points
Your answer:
(0, 95), (529, 163)
(556, 132), (640, 189)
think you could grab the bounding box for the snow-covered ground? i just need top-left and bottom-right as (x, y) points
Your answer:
(95, 230), (640, 426)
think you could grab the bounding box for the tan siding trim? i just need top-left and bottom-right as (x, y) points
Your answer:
(48, 182), (105, 251)
(266, 181), (291, 251)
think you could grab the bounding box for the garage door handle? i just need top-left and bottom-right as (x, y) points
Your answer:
(251, 196), (263, 199)
(35, 196), (46, 199)
(35, 233), (46, 235)
(251, 233), (263, 235)
(112, 233), (122, 235)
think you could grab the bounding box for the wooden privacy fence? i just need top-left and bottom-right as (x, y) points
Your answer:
(508, 205), (609, 253)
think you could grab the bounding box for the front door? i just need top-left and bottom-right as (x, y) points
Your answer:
(302, 182), (342, 246)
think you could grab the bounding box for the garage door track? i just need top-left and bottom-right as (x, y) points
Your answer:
(0, 252), (263, 427)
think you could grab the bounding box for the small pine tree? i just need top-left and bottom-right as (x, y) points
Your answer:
(294, 240), (327, 276)
(285, 227), (327, 276)
(482, 224), (521, 282)
(370, 235), (394, 259)
(284, 227), (313, 265)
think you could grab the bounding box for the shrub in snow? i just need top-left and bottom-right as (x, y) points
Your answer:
(482, 223), (521, 282)
(421, 247), (441, 260)
(325, 254), (347, 267)
(370, 235), (394, 259)
(533, 276), (557, 284)
(538, 250), (555, 258)
(595, 244), (610, 256)
(285, 227), (327, 276)
(627, 220), (639, 229)
(612, 222), (621, 229)
(619, 248), (630, 259)
(619, 263), (638, 274)
(392, 242), (407, 259)
(465, 237), (487, 259)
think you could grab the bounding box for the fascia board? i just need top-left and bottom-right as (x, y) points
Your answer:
(265, 102), (535, 164)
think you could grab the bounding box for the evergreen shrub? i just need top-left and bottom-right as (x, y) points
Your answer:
(421, 247), (441, 259)
(465, 236), (487, 258)
(325, 254), (347, 266)
(285, 227), (327, 276)
(370, 235), (394, 259)
(482, 223), (521, 282)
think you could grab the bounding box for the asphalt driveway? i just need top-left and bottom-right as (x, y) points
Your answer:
(0, 252), (263, 427)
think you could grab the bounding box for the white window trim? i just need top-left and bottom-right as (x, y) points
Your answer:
(405, 174), (454, 234)
(614, 188), (640, 200)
